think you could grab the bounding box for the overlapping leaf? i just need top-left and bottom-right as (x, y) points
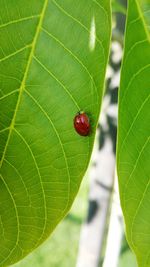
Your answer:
(117, 1), (150, 266)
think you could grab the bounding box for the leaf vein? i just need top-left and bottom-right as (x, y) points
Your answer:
(0, 44), (31, 62)
(33, 55), (80, 110)
(118, 94), (150, 160)
(13, 128), (47, 245)
(0, 173), (20, 265)
(52, 0), (105, 61)
(120, 63), (150, 105)
(0, 0), (49, 253)
(24, 89), (71, 216)
(0, 14), (40, 29)
(0, 89), (19, 101)
(41, 26), (99, 100)
(123, 137), (150, 210)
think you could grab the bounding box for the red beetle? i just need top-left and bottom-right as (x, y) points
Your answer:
(74, 111), (90, 136)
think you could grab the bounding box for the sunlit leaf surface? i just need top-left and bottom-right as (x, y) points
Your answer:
(117, 1), (150, 266)
(0, 0), (111, 265)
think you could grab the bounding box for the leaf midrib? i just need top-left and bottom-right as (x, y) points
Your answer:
(135, 0), (150, 42)
(0, 0), (48, 168)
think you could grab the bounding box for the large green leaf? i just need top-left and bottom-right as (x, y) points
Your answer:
(0, 0), (111, 265)
(117, 0), (150, 266)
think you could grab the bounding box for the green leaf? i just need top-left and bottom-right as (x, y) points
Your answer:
(139, 0), (150, 30)
(0, 0), (111, 265)
(117, 1), (150, 266)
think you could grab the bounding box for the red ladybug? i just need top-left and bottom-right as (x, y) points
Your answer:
(74, 111), (90, 136)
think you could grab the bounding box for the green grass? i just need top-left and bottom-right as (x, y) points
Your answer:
(12, 174), (137, 267)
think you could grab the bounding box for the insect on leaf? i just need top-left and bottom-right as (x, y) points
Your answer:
(0, 0), (111, 265)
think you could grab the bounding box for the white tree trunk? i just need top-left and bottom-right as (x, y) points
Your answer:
(76, 132), (116, 267)
(102, 172), (123, 267)
(76, 38), (123, 267)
